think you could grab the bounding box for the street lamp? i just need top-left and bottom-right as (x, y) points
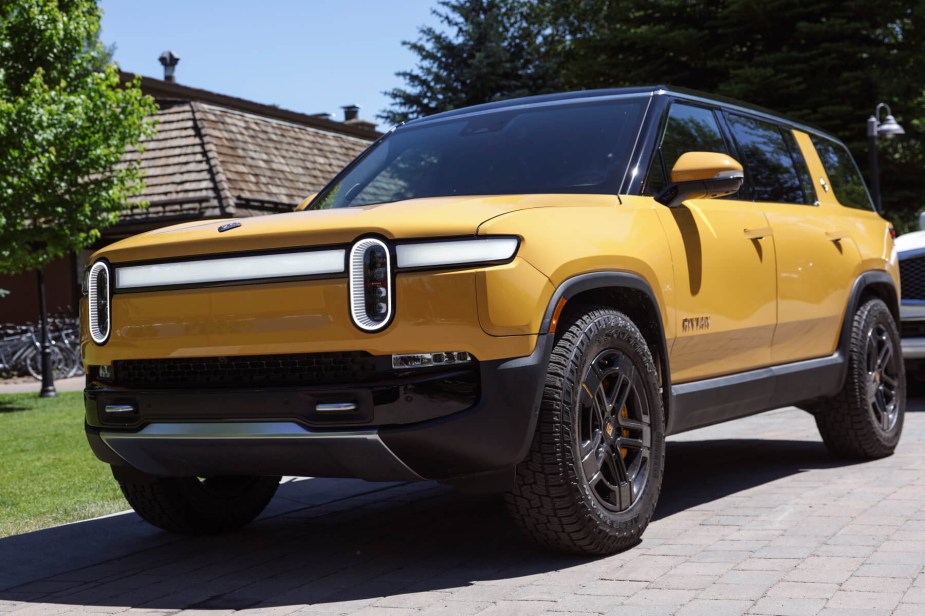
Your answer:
(867, 102), (905, 213)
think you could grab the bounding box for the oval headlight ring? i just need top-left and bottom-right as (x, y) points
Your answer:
(87, 260), (111, 345)
(349, 238), (392, 332)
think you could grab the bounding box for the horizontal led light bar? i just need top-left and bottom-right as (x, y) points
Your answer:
(392, 351), (472, 369)
(115, 250), (346, 290)
(395, 237), (519, 270)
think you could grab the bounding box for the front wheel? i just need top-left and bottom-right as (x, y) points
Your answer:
(506, 307), (665, 555)
(815, 298), (905, 459)
(115, 470), (281, 534)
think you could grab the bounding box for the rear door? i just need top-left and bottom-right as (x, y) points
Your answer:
(722, 113), (861, 364)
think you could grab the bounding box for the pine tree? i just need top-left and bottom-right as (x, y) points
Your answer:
(558, 0), (925, 228)
(381, 0), (565, 125)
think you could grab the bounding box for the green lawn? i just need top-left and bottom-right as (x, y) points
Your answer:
(0, 392), (127, 537)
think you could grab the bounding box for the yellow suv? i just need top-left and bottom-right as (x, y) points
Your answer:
(81, 87), (904, 554)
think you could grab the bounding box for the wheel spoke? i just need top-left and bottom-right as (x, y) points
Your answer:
(618, 416), (644, 431)
(877, 339), (892, 370)
(580, 432), (603, 479)
(876, 390), (890, 430)
(620, 436), (646, 451)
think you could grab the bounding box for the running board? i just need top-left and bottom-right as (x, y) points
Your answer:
(668, 352), (844, 435)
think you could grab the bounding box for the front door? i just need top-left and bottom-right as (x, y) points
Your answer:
(647, 102), (777, 383)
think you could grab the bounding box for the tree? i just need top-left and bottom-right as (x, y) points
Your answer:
(0, 0), (156, 274)
(388, 0), (925, 229)
(556, 0), (925, 230)
(381, 0), (566, 125)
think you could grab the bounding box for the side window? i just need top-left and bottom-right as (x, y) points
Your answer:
(726, 114), (815, 205)
(645, 103), (728, 195)
(811, 136), (875, 211)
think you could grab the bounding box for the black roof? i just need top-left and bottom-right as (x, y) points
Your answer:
(406, 85), (833, 140)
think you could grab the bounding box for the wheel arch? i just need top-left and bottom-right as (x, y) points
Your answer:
(832, 270), (900, 391)
(538, 272), (672, 427)
(840, 271), (899, 350)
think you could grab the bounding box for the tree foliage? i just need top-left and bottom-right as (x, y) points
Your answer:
(0, 0), (156, 274)
(380, 0), (566, 125)
(385, 0), (925, 229)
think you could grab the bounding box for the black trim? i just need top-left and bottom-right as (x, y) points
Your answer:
(668, 353), (843, 435)
(667, 270), (899, 434)
(623, 94), (670, 196)
(380, 334), (554, 480)
(85, 362), (479, 431)
(537, 272), (672, 422)
(86, 345), (550, 483)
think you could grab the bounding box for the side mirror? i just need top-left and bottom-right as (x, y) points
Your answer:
(295, 193), (318, 211)
(655, 152), (745, 208)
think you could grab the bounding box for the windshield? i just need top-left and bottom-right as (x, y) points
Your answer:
(311, 96), (648, 209)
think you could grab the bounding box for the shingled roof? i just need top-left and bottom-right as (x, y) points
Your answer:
(115, 74), (378, 229)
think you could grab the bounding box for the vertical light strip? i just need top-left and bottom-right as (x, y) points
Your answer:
(88, 261), (111, 344)
(349, 238), (392, 331)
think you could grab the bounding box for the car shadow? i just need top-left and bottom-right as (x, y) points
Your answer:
(0, 422), (875, 611)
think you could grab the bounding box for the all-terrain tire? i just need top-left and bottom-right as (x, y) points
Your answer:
(815, 298), (905, 459)
(115, 471), (281, 534)
(505, 307), (665, 555)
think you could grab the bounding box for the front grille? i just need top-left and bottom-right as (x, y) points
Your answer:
(113, 352), (378, 389)
(900, 256), (925, 301)
(902, 320), (925, 338)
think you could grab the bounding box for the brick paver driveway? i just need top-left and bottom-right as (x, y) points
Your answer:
(2, 401), (924, 616)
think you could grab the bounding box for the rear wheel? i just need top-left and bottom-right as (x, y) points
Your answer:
(815, 298), (905, 459)
(506, 307), (665, 555)
(115, 470), (280, 534)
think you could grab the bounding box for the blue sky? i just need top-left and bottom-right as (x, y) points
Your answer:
(99, 1), (442, 128)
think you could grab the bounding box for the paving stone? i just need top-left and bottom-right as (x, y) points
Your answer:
(675, 599), (752, 616)
(766, 582), (838, 599)
(749, 597), (826, 616)
(824, 590), (902, 610)
(697, 583), (768, 601)
(3, 407), (925, 616)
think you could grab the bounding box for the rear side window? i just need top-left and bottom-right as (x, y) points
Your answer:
(726, 114), (815, 205)
(645, 103), (728, 195)
(811, 136), (875, 211)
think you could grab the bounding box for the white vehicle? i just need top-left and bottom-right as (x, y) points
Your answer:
(895, 212), (925, 371)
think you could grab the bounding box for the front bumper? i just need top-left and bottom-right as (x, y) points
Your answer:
(900, 304), (925, 359)
(85, 335), (552, 482)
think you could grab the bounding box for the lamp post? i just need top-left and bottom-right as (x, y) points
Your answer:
(36, 266), (57, 398)
(867, 103), (905, 213)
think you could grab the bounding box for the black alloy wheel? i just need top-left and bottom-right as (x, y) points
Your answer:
(577, 348), (652, 514)
(864, 323), (900, 433)
(506, 307), (665, 555)
(815, 298), (905, 459)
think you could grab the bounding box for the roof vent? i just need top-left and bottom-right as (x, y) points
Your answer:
(159, 50), (180, 83)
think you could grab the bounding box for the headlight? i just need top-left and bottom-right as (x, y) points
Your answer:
(87, 260), (111, 344)
(395, 237), (519, 270)
(349, 238), (392, 331)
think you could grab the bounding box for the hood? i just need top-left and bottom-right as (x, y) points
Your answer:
(95, 194), (618, 264)
(895, 229), (925, 255)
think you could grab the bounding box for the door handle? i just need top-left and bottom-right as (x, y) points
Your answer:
(825, 229), (848, 242)
(743, 226), (773, 240)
